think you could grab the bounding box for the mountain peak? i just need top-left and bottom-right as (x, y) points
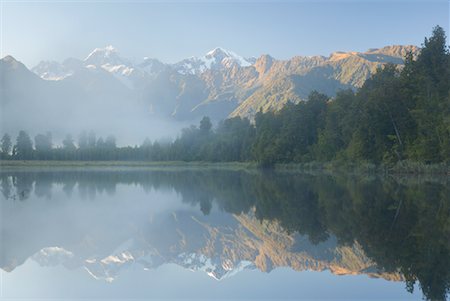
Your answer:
(254, 54), (274, 75)
(1, 55), (28, 71)
(365, 45), (420, 57)
(204, 47), (249, 64)
(205, 47), (231, 57)
(2, 55), (18, 63)
(85, 45), (118, 59)
(32, 60), (74, 80)
(84, 45), (127, 67)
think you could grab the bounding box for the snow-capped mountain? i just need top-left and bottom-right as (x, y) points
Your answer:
(0, 170), (406, 284)
(31, 60), (74, 80)
(31, 46), (157, 88)
(138, 57), (168, 75)
(31, 46), (253, 82)
(23, 210), (399, 283)
(173, 47), (254, 75)
(83, 45), (142, 88)
(80, 249), (256, 282)
(84, 45), (144, 88)
(6, 43), (420, 129)
(84, 45), (131, 67)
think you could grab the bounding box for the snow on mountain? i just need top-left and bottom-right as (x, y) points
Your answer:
(83, 46), (141, 88)
(32, 247), (74, 267)
(30, 241), (255, 283)
(31, 60), (73, 80)
(138, 57), (167, 76)
(32, 46), (252, 83)
(26, 44), (419, 121)
(32, 46), (168, 88)
(176, 252), (255, 281)
(81, 247), (255, 282)
(84, 45), (130, 67)
(173, 47), (254, 75)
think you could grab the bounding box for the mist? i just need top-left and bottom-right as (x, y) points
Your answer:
(0, 56), (194, 146)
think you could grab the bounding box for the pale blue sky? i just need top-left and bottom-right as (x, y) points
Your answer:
(1, 0), (449, 68)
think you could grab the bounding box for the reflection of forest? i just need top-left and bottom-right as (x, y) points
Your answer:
(1, 169), (448, 300)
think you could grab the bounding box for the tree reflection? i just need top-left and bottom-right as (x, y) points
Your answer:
(0, 169), (448, 300)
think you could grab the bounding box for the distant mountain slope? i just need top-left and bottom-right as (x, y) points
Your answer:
(1, 44), (419, 137)
(230, 45), (419, 117)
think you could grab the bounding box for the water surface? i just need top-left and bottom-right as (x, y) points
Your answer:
(0, 168), (448, 300)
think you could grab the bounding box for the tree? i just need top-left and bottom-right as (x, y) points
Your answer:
(34, 132), (52, 152)
(15, 131), (33, 159)
(96, 137), (105, 148)
(200, 116), (212, 132)
(315, 90), (357, 161)
(1, 134), (12, 157)
(62, 134), (76, 150)
(88, 131), (96, 148)
(34, 132), (53, 160)
(406, 25), (450, 163)
(105, 135), (116, 149)
(78, 131), (88, 149)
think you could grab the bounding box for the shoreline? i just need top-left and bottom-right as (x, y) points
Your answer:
(0, 160), (448, 176)
(0, 160), (258, 171)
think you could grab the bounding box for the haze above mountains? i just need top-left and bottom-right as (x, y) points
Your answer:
(1, 44), (419, 143)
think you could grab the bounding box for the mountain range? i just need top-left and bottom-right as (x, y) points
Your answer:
(0, 45), (419, 140)
(0, 169), (410, 285)
(1, 203), (401, 283)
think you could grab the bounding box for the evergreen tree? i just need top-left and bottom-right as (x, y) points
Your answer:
(15, 131), (33, 159)
(62, 134), (76, 150)
(105, 135), (116, 149)
(1, 133), (12, 157)
(34, 132), (53, 160)
(78, 131), (88, 149)
(88, 131), (96, 148)
(200, 116), (212, 132)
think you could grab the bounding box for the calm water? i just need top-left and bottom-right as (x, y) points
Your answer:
(0, 168), (448, 300)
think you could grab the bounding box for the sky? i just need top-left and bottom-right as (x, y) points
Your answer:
(1, 0), (449, 68)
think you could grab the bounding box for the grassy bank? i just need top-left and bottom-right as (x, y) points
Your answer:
(0, 160), (258, 171)
(275, 160), (450, 176)
(0, 160), (448, 175)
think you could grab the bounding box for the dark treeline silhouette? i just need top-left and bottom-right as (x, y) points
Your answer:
(1, 26), (448, 166)
(1, 169), (448, 300)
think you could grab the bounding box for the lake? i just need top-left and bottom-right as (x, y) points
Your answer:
(0, 168), (448, 300)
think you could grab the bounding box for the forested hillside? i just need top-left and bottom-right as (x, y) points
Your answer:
(1, 27), (448, 167)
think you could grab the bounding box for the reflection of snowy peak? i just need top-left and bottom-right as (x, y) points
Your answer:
(27, 210), (400, 283)
(80, 249), (255, 282)
(176, 253), (255, 281)
(32, 247), (74, 266)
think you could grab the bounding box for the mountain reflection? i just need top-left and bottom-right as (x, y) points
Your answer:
(0, 169), (448, 300)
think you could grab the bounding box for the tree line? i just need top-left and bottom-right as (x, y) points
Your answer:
(1, 26), (448, 166)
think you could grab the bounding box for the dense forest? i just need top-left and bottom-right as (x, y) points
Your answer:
(1, 27), (449, 166)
